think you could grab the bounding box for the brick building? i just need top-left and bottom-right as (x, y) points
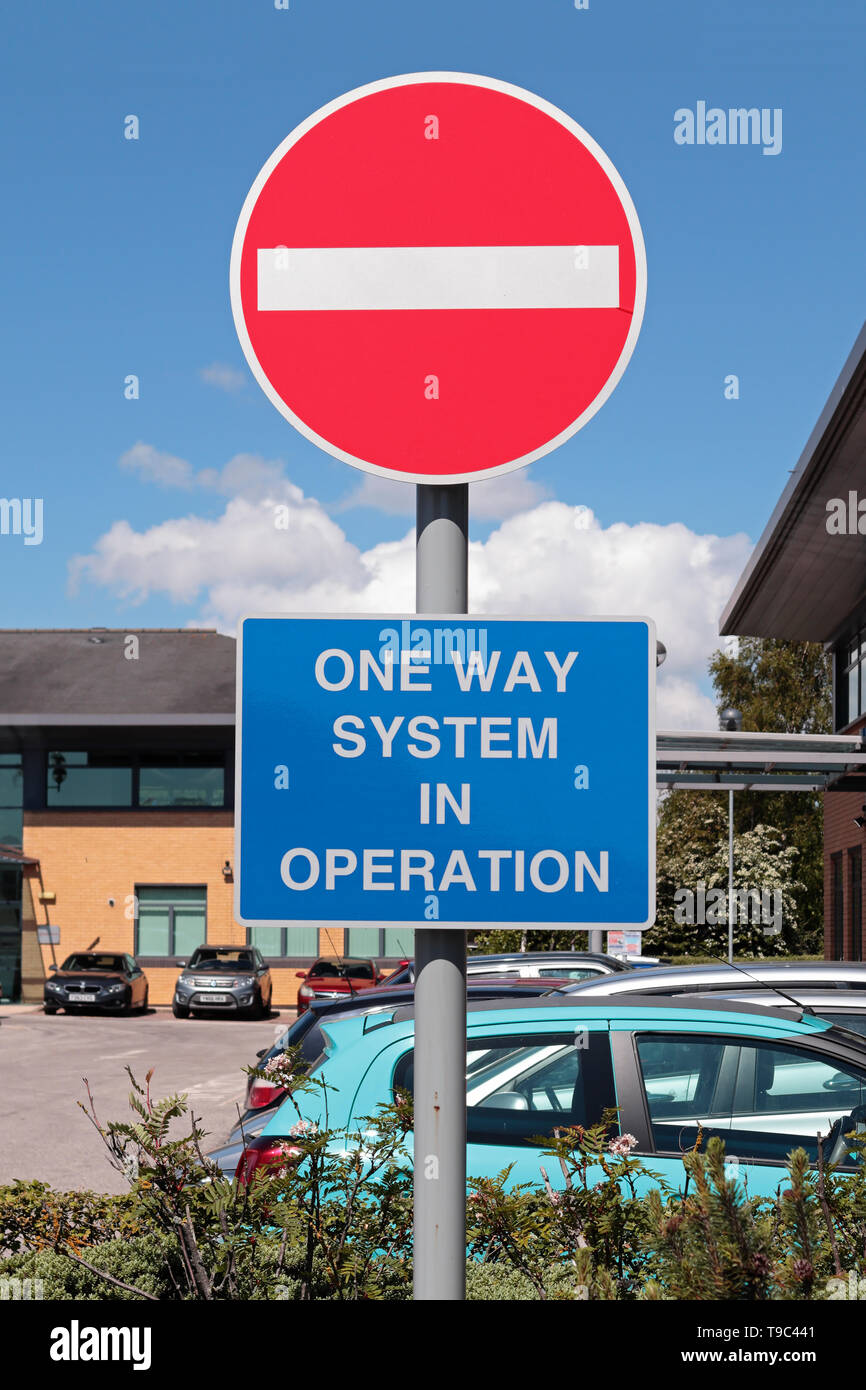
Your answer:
(0, 629), (406, 1006)
(721, 321), (866, 959)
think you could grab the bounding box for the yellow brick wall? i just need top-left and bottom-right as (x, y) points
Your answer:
(22, 812), (320, 1008)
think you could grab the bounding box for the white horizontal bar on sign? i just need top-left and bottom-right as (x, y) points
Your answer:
(257, 245), (620, 311)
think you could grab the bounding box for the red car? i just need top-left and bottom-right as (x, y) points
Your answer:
(295, 957), (383, 1014)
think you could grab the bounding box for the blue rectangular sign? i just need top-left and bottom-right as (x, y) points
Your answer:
(236, 615), (655, 930)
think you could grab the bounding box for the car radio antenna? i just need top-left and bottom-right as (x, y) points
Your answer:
(321, 926), (356, 996)
(722, 957), (815, 1017)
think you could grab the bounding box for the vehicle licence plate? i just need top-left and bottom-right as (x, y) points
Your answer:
(76, 993), (97, 1002)
(201, 993), (229, 1004)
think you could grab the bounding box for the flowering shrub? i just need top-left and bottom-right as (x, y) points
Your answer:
(4, 1064), (866, 1300)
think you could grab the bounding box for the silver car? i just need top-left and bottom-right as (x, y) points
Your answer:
(560, 960), (866, 1000)
(173, 945), (273, 1018)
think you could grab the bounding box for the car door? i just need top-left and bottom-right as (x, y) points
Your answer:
(380, 1023), (618, 1190)
(619, 1028), (866, 1199)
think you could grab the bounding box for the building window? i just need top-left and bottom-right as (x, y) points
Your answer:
(138, 755), (224, 808)
(135, 886), (206, 958)
(832, 852), (844, 958)
(247, 926), (318, 958)
(46, 751), (226, 809)
(0, 754), (23, 847)
(852, 848), (863, 962)
(346, 928), (415, 959)
(47, 752), (133, 807)
(841, 633), (866, 727)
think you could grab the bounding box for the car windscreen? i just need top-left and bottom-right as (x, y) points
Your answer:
(309, 959), (374, 979)
(61, 954), (124, 972)
(190, 950), (254, 969)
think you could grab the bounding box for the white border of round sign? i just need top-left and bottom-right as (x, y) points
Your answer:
(230, 71), (648, 487)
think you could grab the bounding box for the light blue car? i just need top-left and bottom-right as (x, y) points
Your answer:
(244, 995), (866, 1198)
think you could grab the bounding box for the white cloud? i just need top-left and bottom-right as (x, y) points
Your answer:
(199, 362), (247, 393)
(334, 468), (550, 521)
(71, 480), (751, 731)
(118, 442), (195, 490)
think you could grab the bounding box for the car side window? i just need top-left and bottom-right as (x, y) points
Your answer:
(636, 1033), (866, 1165)
(393, 1032), (617, 1147)
(636, 1035), (735, 1150)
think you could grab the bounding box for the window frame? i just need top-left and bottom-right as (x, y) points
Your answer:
(851, 847), (863, 962)
(246, 926), (319, 959)
(392, 1029), (617, 1148)
(44, 750), (228, 812)
(134, 884), (208, 959)
(631, 1029), (866, 1171)
(832, 852), (845, 959)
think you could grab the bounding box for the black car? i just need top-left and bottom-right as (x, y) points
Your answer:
(43, 952), (148, 1015)
(173, 945), (272, 1018)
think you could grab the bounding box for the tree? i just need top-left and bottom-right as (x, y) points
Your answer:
(709, 637), (831, 954)
(648, 789), (804, 957)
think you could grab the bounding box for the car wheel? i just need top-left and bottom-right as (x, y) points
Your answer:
(172, 1003), (189, 1019)
(43, 1006), (57, 1015)
(138, 989), (149, 1014)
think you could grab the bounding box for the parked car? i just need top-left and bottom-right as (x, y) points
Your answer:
(172, 945), (272, 1018)
(295, 957), (383, 1014)
(555, 960), (866, 1001)
(679, 988), (866, 1037)
(43, 952), (148, 1015)
(381, 951), (633, 987)
(238, 994), (866, 1198)
(202, 978), (582, 1180)
(608, 955), (670, 969)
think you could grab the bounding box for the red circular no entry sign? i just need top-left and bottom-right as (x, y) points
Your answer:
(230, 73), (646, 485)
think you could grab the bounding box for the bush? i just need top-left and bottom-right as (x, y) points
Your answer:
(1, 1234), (176, 1300)
(5, 1063), (866, 1301)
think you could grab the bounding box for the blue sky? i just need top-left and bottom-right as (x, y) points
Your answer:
(2, 0), (864, 723)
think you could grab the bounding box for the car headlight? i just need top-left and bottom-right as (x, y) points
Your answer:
(45, 981), (61, 992)
(106, 983), (126, 993)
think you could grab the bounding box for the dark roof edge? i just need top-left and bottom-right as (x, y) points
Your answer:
(720, 320), (866, 637)
(0, 714), (235, 726)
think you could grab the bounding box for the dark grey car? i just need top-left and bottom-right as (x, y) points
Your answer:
(173, 945), (272, 1018)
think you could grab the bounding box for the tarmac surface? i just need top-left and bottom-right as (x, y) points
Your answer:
(0, 1004), (293, 1194)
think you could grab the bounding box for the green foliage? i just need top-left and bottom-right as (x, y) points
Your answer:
(6, 1068), (866, 1301)
(471, 928), (591, 955)
(709, 638), (832, 736)
(709, 636), (832, 954)
(2, 1234), (177, 1300)
(649, 792), (804, 957)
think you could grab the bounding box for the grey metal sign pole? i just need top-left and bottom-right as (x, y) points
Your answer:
(414, 482), (468, 1301)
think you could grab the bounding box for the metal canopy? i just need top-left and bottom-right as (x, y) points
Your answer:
(657, 729), (866, 792)
(719, 320), (866, 645)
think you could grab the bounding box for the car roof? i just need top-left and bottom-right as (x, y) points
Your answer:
(467, 951), (621, 964)
(305, 976), (577, 1020)
(390, 991), (815, 1026)
(682, 987), (866, 1008)
(311, 957), (374, 967)
(562, 961), (866, 995)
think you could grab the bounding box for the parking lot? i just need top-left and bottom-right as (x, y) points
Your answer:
(0, 1006), (293, 1194)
